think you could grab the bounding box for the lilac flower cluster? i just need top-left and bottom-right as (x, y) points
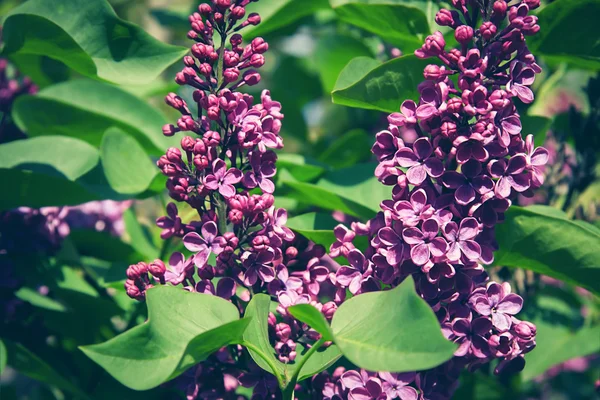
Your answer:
(124, 2), (337, 397)
(324, 0), (546, 398)
(0, 202), (130, 321)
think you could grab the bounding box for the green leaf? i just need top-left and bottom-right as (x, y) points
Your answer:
(286, 212), (342, 249)
(521, 289), (600, 381)
(3, 340), (91, 399)
(282, 163), (387, 220)
(333, 57), (380, 94)
(315, 35), (373, 94)
(123, 209), (160, 260)
(2, 0), (187, 84)
(286, 212), (369, 252)
(70, 229), (143, 264)
(244, 0), (330, 38)
(15, 287), (67, 312)
(332, 55), (430, 113)
(317, 129), (373, 169)
(0, 135), (99, 180)
(242, 294), (341, 386)
(289, 304), (334, 341)
(527, 0), (600, 69)
(12, 79), (174, 154)
(331, 276), (456, 372)
(277, 153), (328, 182)
(242, 294), (286, 380)
(81, 286), (249, 391)
(0, 340), (6, 374)
(494, 205), (600, 295)
(330, 0), (430, 50)
(0, 136), (101, 210)
(101, 128), (158, 195)
(520, 114), (552, 147)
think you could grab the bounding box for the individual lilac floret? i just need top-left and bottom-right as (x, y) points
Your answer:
(469, 282), (524, 332)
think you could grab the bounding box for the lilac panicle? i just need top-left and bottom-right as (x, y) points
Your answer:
(125, 2), (334, 398)
(324, 0), (545, 398)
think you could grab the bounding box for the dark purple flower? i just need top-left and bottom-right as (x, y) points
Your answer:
(379, 372), (418, 400)
(396, 138), (444, 185)
(242, 151), (277, 193)
(164, 252), (194, 285)
(268, 207), (295, 242)
(204, 159), (243, 198)
(469, 282), (523, 331)
(402, 218), (448, 265)
(377, 224), (409, 266)
(240, 249), (276, 286)
(441, 160), (494, 205)
(524, 134), (549, 187)
(442, 217), (481, 262)
(183, 221), (224, 267)
(507, 61), (536, 103)
(393, 189), (434, 227)
(335, 249), (374, 294)
(340, 370), (383, 400)
(330, 224), (356, 258)
(451, 317), (492, 358)
(488, 154), (531, 198)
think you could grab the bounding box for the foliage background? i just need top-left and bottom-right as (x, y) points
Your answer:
(0, 0), (598, 398)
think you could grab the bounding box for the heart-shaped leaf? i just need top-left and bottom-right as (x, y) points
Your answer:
(12, 79), (175, 154)
(286, 212), (369, 252)
(332, 55), (430, 113)
(81, 286), (250, 391)
(244, 0), (330, 38)
(0, 136), (101, 210)
(290, 276), (456, 372)
(101, 128), (158, 195)
(282, 163), (388, 221)
(527, 0), (600, 69)
(330, 0), (431, 51)
(242, 294), (341, 387)
(2, 0), (187, 84)
(494, 205), (600, 295)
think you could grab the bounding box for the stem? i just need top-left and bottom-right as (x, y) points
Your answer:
(243, 341), (286, 389)
(216, 31), (227, 88)
(216, 196), (228, 234)
(283, 337), (327, 400)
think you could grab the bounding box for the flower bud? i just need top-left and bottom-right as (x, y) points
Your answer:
(230, 34), (243, 46)
(166, 147), (182, 163)
(198, 3), (212, 16)
(246, 13), (261, 26)
(125, 279), (143, 299)
(243, 70), (261, 86)
(251, 37), (269, 54)
(514, 321), (536, 340)
(162, 124), (178, 137)
(194, 154), (210, 170)
(435, 9), (460, 28)
(148, 259), (166, 278)
(249, 53), (265, 68)
(455, 25), (474, 44)
(480, 21), (497, 40)
(214, 0), (231, 10)
(224, 68), (240, 83)
(231, 6), (246, 20)
(446, 97), (463, 113)
(275, 323), (292, 340)
(492, 1), (507, 18)
(268, 312), (277, 327)
(193, 139), (207, 155)
(204, 130), (221, 146)
(285, 246), (298, 260)
(199, 63), (212, 76)
(181, 136), (196, 152)
(183, 56), (196, 67)
(229, 209), (244, 224)
(322, 302), (337, 320)
(523, 0), (540, 9)
(127, 262), (148, 280)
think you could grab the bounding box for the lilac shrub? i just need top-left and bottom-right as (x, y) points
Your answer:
(324, 0), (547, 398)
(123, 0), (549, 398)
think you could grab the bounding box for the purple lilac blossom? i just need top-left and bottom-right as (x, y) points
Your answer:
(323, 0), (544, 398)
(124, 2), (335, 398)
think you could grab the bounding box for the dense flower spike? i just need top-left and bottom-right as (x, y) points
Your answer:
(323, 0), (546, 398)
(127, 2), (336, 398)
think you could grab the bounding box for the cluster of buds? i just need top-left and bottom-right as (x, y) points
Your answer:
(323, 0), (545, 398)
